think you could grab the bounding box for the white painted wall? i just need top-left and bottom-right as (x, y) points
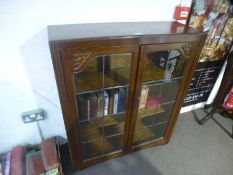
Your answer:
(0, 0), (191, 152)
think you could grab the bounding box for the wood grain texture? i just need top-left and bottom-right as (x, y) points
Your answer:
(48, 21), (202, 42)
(48, 21), (207, 171)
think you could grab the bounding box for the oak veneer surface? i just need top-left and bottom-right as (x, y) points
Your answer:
(48, 21), (207, 170)
(48, 21), (202, 42)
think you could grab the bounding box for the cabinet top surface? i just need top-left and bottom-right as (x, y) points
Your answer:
(48, 21), (203, 42)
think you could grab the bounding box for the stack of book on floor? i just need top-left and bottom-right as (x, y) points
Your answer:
(0, 138), (62, 175)
(77, 87), (127, 121)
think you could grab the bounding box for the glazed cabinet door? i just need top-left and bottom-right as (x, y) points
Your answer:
(61, 45), (139, 168)
(129, 43), (193, 149)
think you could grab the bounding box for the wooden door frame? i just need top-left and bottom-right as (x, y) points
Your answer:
(127, 41), (202, 152)
(54, 42), (140, 169)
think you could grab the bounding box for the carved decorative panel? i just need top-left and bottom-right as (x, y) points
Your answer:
(73, 52), (91, 72)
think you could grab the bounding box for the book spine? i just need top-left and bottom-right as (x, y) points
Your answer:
(0, 163), (2, 175)
(41, 138), (60, 171)
(89, 93), (98, 119)
(87, 97), (90, 120)
(0, 156), (6, 175)
(10, 145), (25, 175)
(5, 152), (11, 175)
(97, 92), (104, 117)
(104, 90), (109, 116)
(108, 90), (114, 114)
(77, 95), (86, 121)
(139, 86), (149, 109)
(26, 151), (45, 175)
(113, 89), (119, 114)
(117, 88), (126, 113)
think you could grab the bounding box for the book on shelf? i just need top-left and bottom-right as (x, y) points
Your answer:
(89, 93), (98, 119)
(113, 89), (119, 114)
(77, 94), (90, 121)
(146, 96), (158, 109)
(10, 145), (25, 175)
(0, 163), (2, 175)
(139, 86), (149, 109)
(26, 150), (45, 175)
(107, 90), (115, 114)
(96, 92), (104, 117)
(104, 90), (109, 116)
(0, 155), (6, 175)
(41, 138), (60, 171)
(5, 152), (10, 175)
(117, 88), (126, 113)
(145, 95), (168, 109)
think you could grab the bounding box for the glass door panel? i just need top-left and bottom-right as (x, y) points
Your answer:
(133, 49), (187, 147)
(74, 53), (132, 160)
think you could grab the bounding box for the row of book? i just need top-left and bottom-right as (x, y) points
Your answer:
(0, 138), (61, 175)
(77, 87), (127, 121)
(139, 86), (167, 110)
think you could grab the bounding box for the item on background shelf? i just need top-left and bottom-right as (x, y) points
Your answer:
(0, 156), (6, 175)
(164, 54), (179, 81)
(26, 151), (45, 175)
(96, 92), (104, 117)
(139, 86), (149, 109)
(205, 14), (228, 48)
(146, 97), (158, 109)
(145, 95), (168, 109)
(0, 164), (2, 175)
(174, 5), (191, 20)
(108, 90), (115, 114)
(204, 12), (219, 31)
(5, 152), (11, 175)
(222, 86), (233, 111)
(214, 17), (233, 60)
(41, 138), (60, 171)
(77, 94), (90, 121)
(117, 88), (126, 113)
(158, 96), (167, 104)
(113, 89), (119, 114)
(10, 145), (25, 175)
(104, 90), (109, 116)
(89, 93), (98, 119)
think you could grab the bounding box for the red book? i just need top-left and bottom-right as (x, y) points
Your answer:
(10, 145), (25, 175)
(41, 138), (60, 171)
(146, 97), (158, 109)
(26, 151), (45, 175)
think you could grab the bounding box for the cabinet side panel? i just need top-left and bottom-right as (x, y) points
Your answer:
(49, 42), (81, 170)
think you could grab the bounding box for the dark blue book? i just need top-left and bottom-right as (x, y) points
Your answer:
(77, 94), (90, 121)
(117, 88), (126, 113)
(0, 155), (6, 175)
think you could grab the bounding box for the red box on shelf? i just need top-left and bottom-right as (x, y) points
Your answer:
(174, 6), (190, 20)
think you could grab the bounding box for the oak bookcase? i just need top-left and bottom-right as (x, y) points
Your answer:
(48, 21), (206, 170)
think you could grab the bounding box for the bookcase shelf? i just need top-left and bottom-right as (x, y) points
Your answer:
(74, 65), (131, 94)
(133, 122), (168, 145)
(137, 106), (165, 118)
(79, 112), (125, 124)
(48, 21), (206, 170)
(76, 85), (129, 95)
